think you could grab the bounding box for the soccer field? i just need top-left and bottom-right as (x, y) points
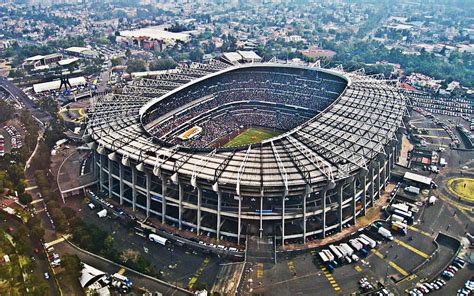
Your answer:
(223, 128), (281, 147)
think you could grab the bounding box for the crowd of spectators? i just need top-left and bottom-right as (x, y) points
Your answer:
(165, 106), (309, 148)
(141, 67), (346, 148)
(142, 68), (346, 126)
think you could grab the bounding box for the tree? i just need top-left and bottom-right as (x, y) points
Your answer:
(61, 254), (83, 280)
(126, 58), (146, 73)
(189, 48), (204, 62)
(111, 57), (123, 67)
(149, 57), (177, 71)
(0, 101), (15, 124)
(18, 193), (32, 205)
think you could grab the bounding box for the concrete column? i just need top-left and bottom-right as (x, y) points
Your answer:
(178, 182), (183, 230)
(337, 184), (343, 232)
(392, 145), (396, 168)
(146, 172), (151, 218)
(99, 154), (104, 190)
(197, 187), (202, 235)
(322, 190), (327, 238)
(376, 162), (381, 199)
(369, 165), (375, 207)
(382, 160), (387, 189)
(119, 163), (124, 205)
(216, 191), (222, 241)
(303, 191), (308, 243)
(361, 174), (367, 216)
(259, 196), (263, 238)
(352, 178), (357, 225)
(237, 196), (242, 245)
(281, 195), (286, 246)
(161, 176), (167, 224)
(108, 158), (113, 199)
(131, 166), (137, 212)
(92, 152), (97, 178)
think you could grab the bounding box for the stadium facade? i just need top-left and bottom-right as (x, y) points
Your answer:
(84, 62), (407, 246)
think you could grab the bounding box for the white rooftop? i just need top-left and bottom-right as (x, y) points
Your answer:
(404, 172), (432, 186)
(33, 76), (87, 93)
(80, 263), (106, 288)
(58, 58), (79, 66)
(120, 26), (190, 42)
(222, 52), (243, 62)
(237, 50), (262, 61)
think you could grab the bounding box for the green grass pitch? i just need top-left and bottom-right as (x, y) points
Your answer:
(223, 128), (281, 147)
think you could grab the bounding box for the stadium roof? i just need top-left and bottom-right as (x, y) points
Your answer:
(33, 76), (87, 93)
(86, 62), (406, 196)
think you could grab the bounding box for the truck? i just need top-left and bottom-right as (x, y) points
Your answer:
(393, 209), (414, 224)
(340, 243), (354, 256)
(390, 203), (410, 213)
(391, 214), (406, 224)
(439, 158), (447, 167)
(149, 234), (168, 245)
(97, 209), (107, 218)
(329, 244), (344, 261)
(359, 234), (377, 248)
(349, 239), (363, 251)
(340, 243), (359, 262)
(319, 251), (331, 263)
(391, 221), (408, 235)
(336, 245), (352, 264)
(404, 186), (420, 195)
(322, 249), (335, 262)
(378, 227), (394, 241)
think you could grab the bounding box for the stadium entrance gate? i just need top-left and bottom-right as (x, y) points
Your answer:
(245, 235), (276, 264)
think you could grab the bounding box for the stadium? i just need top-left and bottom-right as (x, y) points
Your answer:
(84, 61), (407, 246)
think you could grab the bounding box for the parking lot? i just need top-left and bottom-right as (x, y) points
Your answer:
(78, 192), (229, 291)
(242, 205), (442, 295)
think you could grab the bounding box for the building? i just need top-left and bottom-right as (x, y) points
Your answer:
(118, 26), (191, 45)
(300, 47), (336, 60)
(33, 76), (87, 93)
(22, 53), (63, 70)
(85, 62), (406, 246)
(65, 47), (98, 59)
(221, 51), (262, 64)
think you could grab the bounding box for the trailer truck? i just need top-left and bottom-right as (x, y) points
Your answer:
(359, 234), (377, 248)
(329, 244), (344, 262)
(391, 214), (406, 224)
(377, 227), (394, 241)
(391, 221), (408, 235)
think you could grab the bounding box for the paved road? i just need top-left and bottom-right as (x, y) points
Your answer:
(0, 77), (52, 125)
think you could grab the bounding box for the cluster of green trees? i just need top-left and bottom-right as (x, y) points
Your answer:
(0, 223), (50, 295)
(324, 40), (474, 87)
(0, 101), (15, 123)
(0, 110), (39, 202)
(149, 57), (177, 71)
